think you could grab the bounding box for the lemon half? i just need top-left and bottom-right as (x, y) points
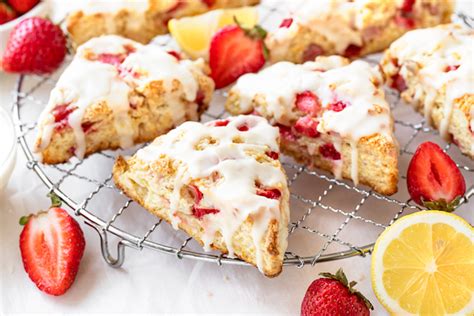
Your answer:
(371, 211), (474, 315)
(168, 7), (258, 59)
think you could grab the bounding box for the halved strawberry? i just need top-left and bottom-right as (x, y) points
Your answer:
(296, 91), (321, 116)
(209, 23), (267, 88)
(407, 142), (466, 211)
(19, 193), (85, 296)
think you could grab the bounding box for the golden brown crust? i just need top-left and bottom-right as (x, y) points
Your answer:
(112, 152), (288, 277)
(267, 0), (453, 63)
(67, 0), (261, 47)
(36, 69), (214, 165)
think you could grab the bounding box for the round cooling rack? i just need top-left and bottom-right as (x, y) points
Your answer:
(11, 4), (474, 271)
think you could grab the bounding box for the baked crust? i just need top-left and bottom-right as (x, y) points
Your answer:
(266, 0), (453, 63)
(67, 0), (260, 47)
(112, 116), (290, 277)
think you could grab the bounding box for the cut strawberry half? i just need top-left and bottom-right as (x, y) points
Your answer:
(295, 91), (321, 116)
(294, 116), (320, 138)
(279, 18), (293, 28)
(319, 143), (341, 160)
(407, 142), (466, 211)
(19, 193), (85, 296)
(209, 24), (267, 88)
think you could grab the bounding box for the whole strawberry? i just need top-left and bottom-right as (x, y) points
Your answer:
(301, 269), (373, 316)
(19, 192), (85, 296)
(0, 2), (17, 25)
(407, 142), (466, 211)
(8, 0), (40, 13)
(2, 17), (66, 74)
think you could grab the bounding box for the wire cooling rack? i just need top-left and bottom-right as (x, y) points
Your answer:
(11, 3), (474, 271)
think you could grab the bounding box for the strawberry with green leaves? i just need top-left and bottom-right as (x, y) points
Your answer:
(209, 18), (267, 88)
(407, 142), (466, 211)
(301, 269), (373, 316)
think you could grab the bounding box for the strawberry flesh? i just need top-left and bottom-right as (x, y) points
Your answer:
(390, 73), (407, 92)
(445, 65), (460, 72)
(294, 116), (320, 138)
(394, 13), (415, 29)
(400, 0), (416, 13)
(97, 53), (126, 67)
(277, 124), (298, 141)
(407, 142), (466, 208)
(279, 18), (293, 28)
(210, 25), (266, 89)
(302, 43), (324, 62)
(328, 100), (348, 112)
(343, 44), (363, 58)
(257, 188), (281, 200)
(212, 119), (230, 127)
(19, 207), (85, 296)
(296, 91), (321, 116)
(237, 124), (249, 132)
(319, 143), (341, 160)
(266, 151), (279, 160)
(167, 50), (182, 60)
(192, 206), (220, 219)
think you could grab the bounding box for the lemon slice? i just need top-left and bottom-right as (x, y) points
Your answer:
(371, 211), (474, 315)
(168, 7), (258, 59)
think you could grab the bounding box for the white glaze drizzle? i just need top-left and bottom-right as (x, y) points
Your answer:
(266, 0), (376, 58)
(387, 24), (474, 140)
(232, 56), (393, 184)
(136, 115), (288, 272)
(36, 35), (201, 159)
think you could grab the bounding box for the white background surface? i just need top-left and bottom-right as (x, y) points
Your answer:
(1, 1), (473, 315)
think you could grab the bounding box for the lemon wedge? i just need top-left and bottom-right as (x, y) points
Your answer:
(371, 211), (474, 315)
(168, 7), (258, 59)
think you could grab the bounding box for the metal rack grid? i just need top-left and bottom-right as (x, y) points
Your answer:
(11, 3), (474, 271)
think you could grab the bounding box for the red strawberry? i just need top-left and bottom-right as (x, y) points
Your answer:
(343, 44), (363, 58)
(301, 269), (373, 316)
(19, 193), (85, 296)
(302, 43), (324, 62)
(192, 206), (220, 219)
(445, 65), (460, 72)
(296, 91), (321, 116)
(390, 73), (407, 92)
(0, 2), (17, 25)
(400, 0), (416, 13)
(209, 24), (267, 88)
(167, 50), (182, 60)
(294, 116), (320, 138)
(319, 143), (341, 160)
(8, 0), (39, 14)
(211, 119), (230, 127)
(2, 17), (67, 74)
(328, 100), (348, 112)
(277, 124), (298, 141)
(257, 188), (281, 200)
(407, 142), (466, 211)
(279, 18), (293, 28)
(266, 151), (279, 160)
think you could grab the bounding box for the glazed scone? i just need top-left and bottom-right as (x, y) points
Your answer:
(113, 115), (290, 277)
(226, 56), (399, 195)
(266, 0), (453, 63)
(381, 24), (474, 159)
(67, 0), (260, 47)
(35, 35), (214, 164)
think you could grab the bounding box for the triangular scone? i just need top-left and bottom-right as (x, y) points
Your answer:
(265, 0), (452, 63)
(113, 115), (289, 276)
(35, 35), (214, 164)
(67, 0), (260, 47)
(381, 24), (474, 159)
(226, 56), (398, 195)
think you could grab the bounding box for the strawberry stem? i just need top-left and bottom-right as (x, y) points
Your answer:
(19, 215), (31, 226)
(47, 191), (62, 207)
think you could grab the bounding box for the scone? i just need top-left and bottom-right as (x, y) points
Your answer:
(381, 24), (474, 159)
(226, 56), (399, 195)
(113, 115), (290, 277)
(35, 35), (214, 164)
(266, 0), (453, 63)
(67, 0), (260, 47)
